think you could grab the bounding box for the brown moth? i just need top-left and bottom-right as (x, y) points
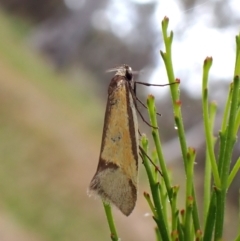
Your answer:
(89, 64), (138, 216)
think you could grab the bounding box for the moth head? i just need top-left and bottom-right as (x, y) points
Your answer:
(106, 64), (135, 82)
(124, 65), (133, 81)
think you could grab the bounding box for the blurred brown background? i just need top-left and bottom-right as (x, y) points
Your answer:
(0, 0), (239, 240)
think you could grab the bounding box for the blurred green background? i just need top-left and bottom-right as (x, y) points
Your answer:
(0, 10), (105, 241)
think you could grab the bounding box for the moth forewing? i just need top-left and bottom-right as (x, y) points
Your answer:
(89, 66), (139, 216)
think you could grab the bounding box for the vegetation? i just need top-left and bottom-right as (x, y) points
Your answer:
(103, 17), (240, 241)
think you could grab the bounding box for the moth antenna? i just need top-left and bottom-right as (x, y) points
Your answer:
(106, 65), (139, 75)
(105, 67), (120, 73)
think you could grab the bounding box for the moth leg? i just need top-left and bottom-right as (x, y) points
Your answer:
(129, 83), (158, 129)
(139, 146), (162, 175)
(135, 95), (161, 116)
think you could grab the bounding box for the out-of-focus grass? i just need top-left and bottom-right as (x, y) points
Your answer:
(0, 10), (108, 241)
(0, 10), (103, 134)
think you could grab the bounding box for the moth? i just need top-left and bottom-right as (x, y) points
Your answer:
(89, 64), (169, 216)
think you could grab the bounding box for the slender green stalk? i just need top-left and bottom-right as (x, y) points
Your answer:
(147, 95), (172, 198)
(161, 18), (176, 87)
(203, 150), (211, 226)
(146, 95), (185, 240)
(196, 230), (203, 241)
(177, 218), (185, 241)
(171, 185), (180, 234)
(159, 179), (169, 227)
(184, 148), (196, 241)
(161, 17), (200, 232)
(103, 202), (119, 241)
(228, 157), (240, 187)
(203, 192), (216, 241)
(141, 135), (170, 241)
(234, 33), (240, 76)
(185, 148), (196, 205)
(234, 109), (240, 136)
(155, 227), (162, 241)
(202, 57), (221, 189)
(215, 76), (240, 240)
(203, 101), (217, 225)
(185, 196), (194, 241)
(144, 192), (158, 217)
(180, 209), (185, 225)
(161, 17), (187, 170)
(233, 39), (240, 197)
(220, 84), (233, 133)
(171, 230), (179, 241)
(152, 150), (160, 181)
(217, 83), (235, 187)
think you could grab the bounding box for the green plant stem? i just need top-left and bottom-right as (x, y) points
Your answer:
(161, 17), (186, 168)
(196, 230), (203, 241)
(161, 17), (200, 232)
(222, 75), (239, 180)
(147, 94), (185, 239)
(203, 150), (211, 226)
(103, 202), (119, 241)
(185, 148), (195, 241)
(228, 157), (240, 187)
(185, 148), (195, 207)
(141, 136), (170, 241)
(155, 227), (162, 241)
(203, 192), (216, 241)
(234, 33), (240, 76)
(159, 180), (169, 227)
(171, 186), (179, 234)
(185, 197), (194, 241)
(234, 109), (240, 136)
(204, 101), (217, 225)
(215, 76), (240, 240)
(202, 57), (221, 189)
(177, 218), (185, 241)
(147, 95), (172, 198)
(144, 192), (158, 217)
(221, 84), (233, 132)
